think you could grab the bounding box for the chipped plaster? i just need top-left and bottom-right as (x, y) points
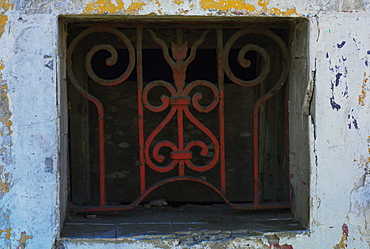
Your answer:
(333, 224), (349, 249)
(84, 0), (125, 14)
(358, 73), (369, 106)
(0, 2), (13, 194)
(0, 2), (13, 248)
(80, 0), (299, 16)
(18, 232), (33, 249)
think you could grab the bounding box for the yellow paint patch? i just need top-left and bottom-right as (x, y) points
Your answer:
(84, 0), (125, 14)
(200, 0), (297, 16)
(258, 0), (297, 16)
(0, 181), (9, 193)
(270, 7), (297, 15)
(0, 165), (11, 195)
(258, 0), (269, 8)
(334, 233), (348, 249)
(18, 232), (33, 249)
(0, 0), (13, 39)
(0, 228), (11, 240)
(154, 0), (161, 7)
(174, 0), (184, 5)
(358, 73), (368, 106)
(333, 238), (347, 249)
(127, 0), (147, 13)
(334, 224), (349, 249)
(200, 0), (256, 12)
(0, 0), (13, 13)
(0, 15), (8, 36)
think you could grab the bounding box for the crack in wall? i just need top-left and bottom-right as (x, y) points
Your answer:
(314, 0), (332, 16)
(309, 55), (320, 227)
(307, 58), (316, 118)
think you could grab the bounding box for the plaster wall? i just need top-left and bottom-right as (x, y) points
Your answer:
(0, 0), (369, 248)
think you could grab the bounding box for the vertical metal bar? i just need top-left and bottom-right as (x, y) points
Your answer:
(176, 28), (185, 176)
(253, 104), (260, 206)
(97, 101), (106, 206)
(137, 27), (146, 193)
(217, 28), (226, 194)
(84, 68), (92, 204)
(178, 106), (185, 176)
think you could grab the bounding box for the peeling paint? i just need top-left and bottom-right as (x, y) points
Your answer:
(173, 0), (184, 5)
(0, 63), (13, 198)
(258, 0), (297, 16)
(337, 41), (346, 48)
(17, 232), (33, 249)
(330, 91), (341, 110)
(0, 1), (13, 36)
(200, 0), (297, 16)
(0, 0), (13, 202)
(0, 77), (13, 136)
(0, 3), (13, 248)
(127, 0), (147, 13)
(0, 228), (11, 240)
(355, 154), (370, 168)
(83, 0), (125, 14)
(270, 244), (294, 249)
(0, 168), (10, 194)
(200, 0), (256, 12)
(83, 0), (154, 14)
(0, 208), (11, 248)
(257, 0), (298, 16)
(327, 41), (351, 111)
(81, 0), (299, 16)
(358, 73), (368, 106)
(333, 224), (349, 249)
(347, 114), (359, 129)
(348, 159), (370, 245)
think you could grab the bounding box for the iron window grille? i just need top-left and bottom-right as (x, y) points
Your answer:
(66, 20), (291, 212)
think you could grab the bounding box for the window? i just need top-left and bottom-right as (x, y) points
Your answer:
(65, 19), (292, 212)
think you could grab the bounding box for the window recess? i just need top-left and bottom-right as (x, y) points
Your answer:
(66, 21), (291, 212)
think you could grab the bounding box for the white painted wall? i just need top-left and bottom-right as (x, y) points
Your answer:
(0, 0), (369, 248)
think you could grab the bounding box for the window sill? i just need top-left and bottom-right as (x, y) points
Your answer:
(60, 204), (306, 241)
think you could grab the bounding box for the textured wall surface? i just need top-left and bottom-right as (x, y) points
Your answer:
(0, 0), (369, 248)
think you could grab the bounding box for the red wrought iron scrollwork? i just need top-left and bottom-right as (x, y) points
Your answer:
(143, 29), (219, 176)
(67, 24), (290, 211)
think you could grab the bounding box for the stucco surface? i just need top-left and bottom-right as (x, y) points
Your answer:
(0, 0), (369, 248)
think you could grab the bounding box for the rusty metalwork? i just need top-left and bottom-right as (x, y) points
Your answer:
(67, 23), (290, 211)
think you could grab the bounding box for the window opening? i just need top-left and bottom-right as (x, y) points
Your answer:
(66, 21), (290, 212)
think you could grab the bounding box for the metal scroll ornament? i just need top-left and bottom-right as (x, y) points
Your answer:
(143, 29), (219, 174)
(67, 26), (290, 211)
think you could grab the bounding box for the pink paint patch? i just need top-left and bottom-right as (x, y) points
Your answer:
(271, 244), (294, 249)
(342, 223), (349, 237)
